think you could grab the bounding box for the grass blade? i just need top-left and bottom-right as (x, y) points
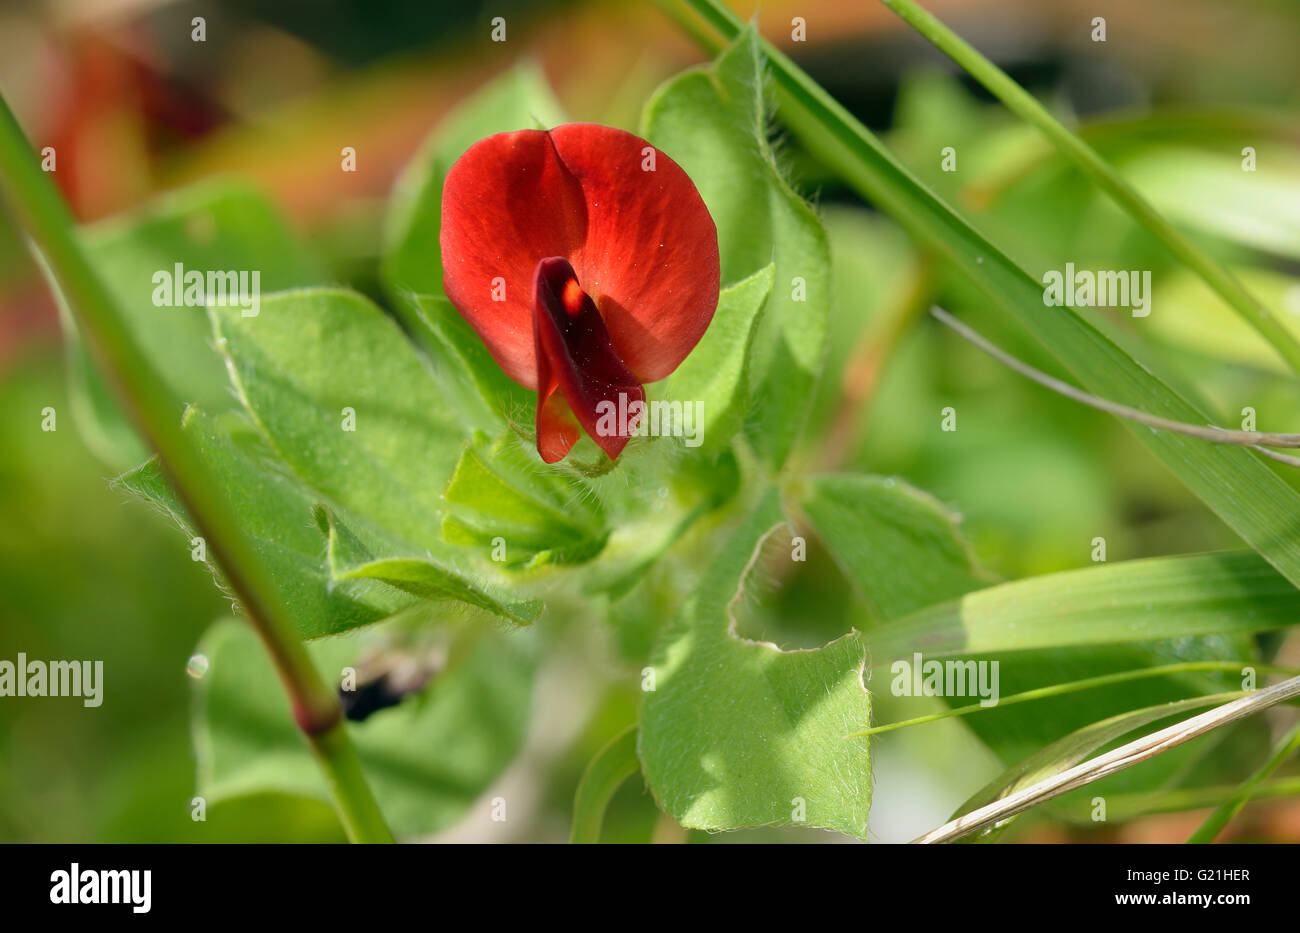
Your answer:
(863, 551), (1300, 664)
(571, 726), (641, 844)
(853, 661), (1297, 737)
(881, 0), (1300, 374)
(915, 675), (1300, 843)
(673, 0), (1300, 591)
(1187, 717), (1300, 842)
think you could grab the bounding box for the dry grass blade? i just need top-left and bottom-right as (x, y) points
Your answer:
(911, 674), (1300, 843)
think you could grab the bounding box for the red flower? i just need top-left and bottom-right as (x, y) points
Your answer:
(440, 124), (720, 463)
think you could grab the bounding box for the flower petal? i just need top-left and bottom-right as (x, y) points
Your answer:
(533, 257), (643, 463)
(550, 124), (720, 383)
(441, 124), (720, 389)
(440, 129), (588, 389)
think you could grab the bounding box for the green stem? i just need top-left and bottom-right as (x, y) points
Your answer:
(654, 0), (723, 54)
(880, 0), (1300, 375)
(849, 661), (1298, 737)
(1187, 715), (1300, 843)
(0, 95), (392, 843)
(571, 725), (640, 843)
(311, 725), (397, 843)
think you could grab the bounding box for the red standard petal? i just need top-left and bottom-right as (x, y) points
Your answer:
(440, 129), (588, 389)
(441, 123), (720, 389)
(533, 257), (644, 463)
(548, 124), (720, 382)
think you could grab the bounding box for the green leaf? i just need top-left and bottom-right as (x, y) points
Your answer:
(571, 725), (641, 843)
(863, 551), (1300, 662)
(193, 617), (535, 838)
(53, 180), (326, 469)
(383, 60), (566, 307)
(442, 433), (608, 569)
(335, 557), (541, 624)
(1123, 148), (1300, 262)
(799, 474), (1274, 786)
(1143, 266), (1300, 375)
(405, 293), (532, 431)
(638, 490), (872, 838)
(208, 287), (541, 626)
(322, 504), (542, 624)
(211, 287), (462, 553)
(642, 26), (830, 468)
(115, 408), (409, 638)
(54, 289), (150, 469)
(654, 264), (773, 453)
(797, 474), (986, 623)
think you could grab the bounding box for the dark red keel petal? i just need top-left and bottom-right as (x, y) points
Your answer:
(533, 257), (645, 463)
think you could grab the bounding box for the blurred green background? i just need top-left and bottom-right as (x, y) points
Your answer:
(2, 0), (1299, 842)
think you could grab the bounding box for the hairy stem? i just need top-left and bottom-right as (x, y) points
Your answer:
(0, 95), (392, 843)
